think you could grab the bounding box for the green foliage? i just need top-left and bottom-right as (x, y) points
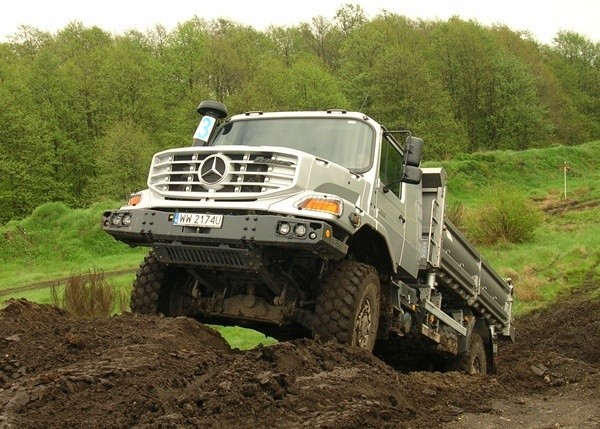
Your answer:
(550, 31), (600, 140)
(481, 205), (600, 314)
(234, 54), (348, 111)
(464, 187), (542, 245)
(85, 119), (156, 201)
(1, 10), (599, 223)
(428, 18), (555, 152)
(433, 140), (600, 313)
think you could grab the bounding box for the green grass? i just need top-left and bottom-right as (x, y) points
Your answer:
(426, 140), (600, 206)
(0, 201), (146, 290)
(0, 272), (277, 350)
(421, 140), (600, 314)
(212, 326), (278, 350)
(1, 288), (56, 305)
(480, 206), (600, 314)
(1, 271), (137, 310)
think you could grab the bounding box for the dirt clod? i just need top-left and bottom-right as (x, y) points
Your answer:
(1, 277), (599, 428)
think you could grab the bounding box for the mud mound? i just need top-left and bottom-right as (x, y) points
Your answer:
(1, 276), (599, 429)
(495, 276), (600, 393)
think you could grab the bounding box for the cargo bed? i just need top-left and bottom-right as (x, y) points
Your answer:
(420, 168), (514, 340)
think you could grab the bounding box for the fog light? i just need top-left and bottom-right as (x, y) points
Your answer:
(121, 213), (132, 226)
(309, 232), (317, 239)
(294, 224), (306, 237)
(278, 222), (291, 235)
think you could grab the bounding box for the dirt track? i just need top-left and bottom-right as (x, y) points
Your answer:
(1, 276), (598, 429)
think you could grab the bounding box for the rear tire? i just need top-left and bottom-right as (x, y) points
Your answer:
(313, 261), (380, 351)
(450, 332), (487, 375)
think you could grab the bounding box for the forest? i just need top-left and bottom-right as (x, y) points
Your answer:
(0, 4), (598, 224)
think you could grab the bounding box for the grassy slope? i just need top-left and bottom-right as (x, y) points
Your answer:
(425, 140), (600, 313)
(426, 140), (599, 204)
(0, 201), (146, 290)
(2, 141), (599, 316)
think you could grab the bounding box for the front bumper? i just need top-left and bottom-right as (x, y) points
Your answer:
(101, 209), (348, 265)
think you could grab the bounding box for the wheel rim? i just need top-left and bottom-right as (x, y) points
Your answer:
(354, 296), (372, 348)
(471, 355), (482, 374)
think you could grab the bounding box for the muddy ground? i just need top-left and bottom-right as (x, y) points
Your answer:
(1, 276), (598, 429)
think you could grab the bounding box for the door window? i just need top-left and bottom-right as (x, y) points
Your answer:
(380, 139), (404, 197)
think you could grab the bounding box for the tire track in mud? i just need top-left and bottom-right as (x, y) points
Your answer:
(0, 268), (137, 298)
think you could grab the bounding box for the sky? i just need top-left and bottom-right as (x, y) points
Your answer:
(1, 0), (599, 45)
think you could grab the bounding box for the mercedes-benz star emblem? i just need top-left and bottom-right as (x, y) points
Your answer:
(198, 154), (230, 187)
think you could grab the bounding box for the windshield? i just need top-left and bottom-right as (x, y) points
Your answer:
(211, 117), (374, 171)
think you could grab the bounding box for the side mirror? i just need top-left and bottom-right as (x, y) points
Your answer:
(400, 165), (422, 185)
(404, 136), (423, 167)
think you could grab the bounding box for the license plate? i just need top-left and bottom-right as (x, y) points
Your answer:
(173, 213), (223, 228)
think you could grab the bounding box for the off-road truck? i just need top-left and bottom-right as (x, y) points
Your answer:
(102, 100), (514, 373)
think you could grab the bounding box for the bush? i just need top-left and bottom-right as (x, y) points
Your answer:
(445, 202), (466, 230)
(465, 187), (542, 245)
(51, 268), (127, 317)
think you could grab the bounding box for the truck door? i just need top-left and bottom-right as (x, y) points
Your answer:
(375, 138), (407, 266)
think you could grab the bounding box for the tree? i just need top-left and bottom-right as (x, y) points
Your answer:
(85, 120), (156, 201)
(334, 3), (368, 35)
(339, 14), (467, 158)
(548, 31), (600, 141)
(429, 18), (498, 152)
(0, 57), (60, 222)
(428, 18), (556, 152)
(24, 23), (114, 204)
(233, 54), (347, 111)
(98, 32), (169, 148)
(483, 52), (553, 150)
(490, 25), (578, 145)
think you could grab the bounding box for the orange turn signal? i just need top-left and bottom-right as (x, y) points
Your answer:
(127, 193), (142, 206)
(296, 196), (343, 216)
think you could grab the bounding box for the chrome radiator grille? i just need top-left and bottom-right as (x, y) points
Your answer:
(149, 149), (297, 199)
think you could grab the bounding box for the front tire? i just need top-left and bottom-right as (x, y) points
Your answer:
(130, 251), (195, 316)
(130, 251), (167, 315)
(313, 261), (381, 351)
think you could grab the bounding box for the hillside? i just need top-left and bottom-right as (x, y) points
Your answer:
(426, 140), (600, 204)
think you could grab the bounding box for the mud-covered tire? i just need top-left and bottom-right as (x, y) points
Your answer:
(451, 332), (487, 375)
(130, 251), (167, 315)
(313, 261), (380, 351)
